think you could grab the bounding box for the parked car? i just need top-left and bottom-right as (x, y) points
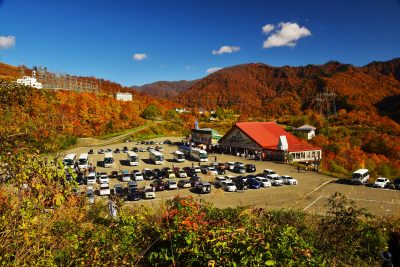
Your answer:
(207, 166), (218, 175)
(121, 170), (131, 182)
(99, 183), (111, 196)
(216, 167), (226, 175)
(133, 172), (144, 181)
(164, 140), (172, 144)
(225, 162), (235, 170)
(88, 149), (94, 154)
(151, 179), (166, 191)
(189, 176), (201, 187)
(178, 180), (192, 188)
(143, 169), (156, 180)
(263, 169), (277, 175)
(351, 169), (370, 185)
(245, 164), (256, 173)
(176, 169), (187, 178)
(114, 148), (121, 154)
(86, 188), (95, 204)
(155, 170), (166, 179)
(139, 147), (146, 152)
(255, 177), (272, 187)
(76, 172), (85, 185)
(247, 178), (261, 189)
(196, 182), (212, 194)
(128, 180), (138, 191)
(142, 186), (156, 199)
(105, 148), (112, 152)
(281, 175), (298, 185)
(166, 180), (178, 190)
(155, 146), (163, 152)
(123, 146), (129, 153)
(98, 173), (109, 184)
(132, 147), (139, 152)
(233, 165), (246, 174)
(221, 181), (237, 192)
(232, 177), (248, 190)
(266, 174), (284, 186)
(166, 169), (176, 179)
(193, 166), (201, 173)
(126, 188), (142, 201)
(393, 178), (400, 190)
(97, 149), (105, 154)
(86, 172), (96, 185)
(111, 170), (119, 178)
(214, 176), (229, 188)
(114, 184), (125, 197)
(373, 177), (390, 188)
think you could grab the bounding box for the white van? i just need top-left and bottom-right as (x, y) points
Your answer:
(78, 153), (89, 169)
(63, 154), (77, 169)
(103, 152), (114, 168)
(351, 169), (370, 185)
(172, 150), (185, 163)
(126, 151), (139, 166)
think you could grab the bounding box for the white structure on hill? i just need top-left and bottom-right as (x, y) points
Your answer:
(294, 124), (316, 140)
(16, 71), (43, 89)
(115, 92), (133, 101)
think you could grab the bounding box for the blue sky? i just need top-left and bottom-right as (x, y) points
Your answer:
(0, 0), (399, 86)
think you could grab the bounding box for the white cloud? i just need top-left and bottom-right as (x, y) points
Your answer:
(212, 45), (240, 55)
(262, 24), (274, 34)
(263, 22), (311, 48)
(206, 67), (222, 74)
(133, 53), (147, 61)
(185, 65), (197, 70)
(0, 35), (16, 49)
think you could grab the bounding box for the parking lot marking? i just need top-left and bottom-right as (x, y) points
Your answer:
(348, 197), (400, 205)
(304, 179), (336, 198)
(303, 195), (324, 211)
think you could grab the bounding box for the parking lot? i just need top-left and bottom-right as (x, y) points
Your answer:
(64, 137), (400, 217)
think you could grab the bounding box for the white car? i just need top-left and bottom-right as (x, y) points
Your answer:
(208, 167), (218, 175)
(281, 175), (298, 185)
(86, 187), (95, 204)
(225, 162), (235, 170)
(143, 186), (156, 199)
(98, 173), (109, 184)
(263, 169), (277, 175)
(166, 180), (178, 190)
(134, 172), (144, 181)
(99, 183), (111, 196)
(86, 172), (96, 185)
(176, 170), (187, 178)
(373, 177), (390, 188)
(267, 174), (284, 186)
(194, 166), (201, 173)
(255, 177), (272, 187)
(121, 170), (131, 182)
(166, 170), (176, 179)
(221, 181), (237, 192)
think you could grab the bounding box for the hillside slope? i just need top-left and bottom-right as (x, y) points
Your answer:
(133, 80), (195, 99)
(177, 59), (400, 120)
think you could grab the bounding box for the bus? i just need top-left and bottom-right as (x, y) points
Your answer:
(63, 154), (76, 169)
(126, 151), (139, 166)
(190, 148), (208, 162)
(172, 150), (185, 162)
(78, 153), (89, 169)
(149, 149), (164, 165)
(103, 152), (114, 168)
(178, 145), (191, 157)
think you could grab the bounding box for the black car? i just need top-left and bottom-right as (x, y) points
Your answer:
(189, 176), (201, 187)
(245, 164), (256, 173)
(123, 146), (129, 152)
(111, 171), (119, 178)
(164, 140), (172, 145)
(143, 170), (156, 180)
(184, 167), (197, 177)
(88, 149), (94, 154)
(233, 177), (248, 190)
(233, 165), (246, 174)
(200, 166), (209, 174)
(114, 148), (121, 153)
(76, 172), (85, 185)
(114, 184), (125, 197)
(132, 147), (139, 152)
(216, 167), (226, 175)
(126, 188), (141, 201)
(155, 171), (166, 179)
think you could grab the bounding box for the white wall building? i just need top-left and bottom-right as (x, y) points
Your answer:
(115, 92), (133, 101)
(294, 124), (316, 140)
(16, 71), (43, 89)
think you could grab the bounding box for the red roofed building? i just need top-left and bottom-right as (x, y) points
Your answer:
(219, 122), (322, 162)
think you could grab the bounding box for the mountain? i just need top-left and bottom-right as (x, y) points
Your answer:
(176, 59), (400, 121)
(132, 80), (195, 99)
